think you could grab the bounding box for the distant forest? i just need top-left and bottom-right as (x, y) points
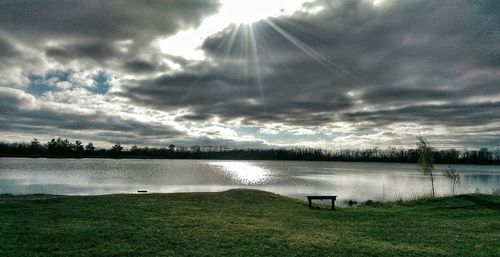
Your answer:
(1, 137), (499, 165)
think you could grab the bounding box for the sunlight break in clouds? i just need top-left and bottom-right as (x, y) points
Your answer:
(159, 0), (315, 60)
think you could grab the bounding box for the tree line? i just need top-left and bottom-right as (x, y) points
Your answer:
(0, 137), (499, 164)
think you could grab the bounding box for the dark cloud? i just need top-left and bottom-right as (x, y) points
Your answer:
(0, 0), (220, 41)
(45, 42), (120, 61)
(0, 0), (220, 74)
(123, 60), (158, 73)
(0, 87), (35, 112)
(0, 37), (17, 58)
(343, 102), (500, 127)
(119, 63), (354, 125)
(121, 0), (499, 131)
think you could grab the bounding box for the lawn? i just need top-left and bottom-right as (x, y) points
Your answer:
(1, 189), (499, 257)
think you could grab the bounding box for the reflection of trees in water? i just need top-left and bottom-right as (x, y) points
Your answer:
(462, 174), (499, 185)
(1, 158), (499, 200)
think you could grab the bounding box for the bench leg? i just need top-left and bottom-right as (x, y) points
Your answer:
(332, 200), (335, 210)
(308, 199), (312, 208)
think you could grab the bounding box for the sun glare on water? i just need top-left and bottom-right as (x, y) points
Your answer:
(208, 161), (270, 185)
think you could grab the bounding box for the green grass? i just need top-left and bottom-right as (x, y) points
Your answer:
(1, 190), (499, 257)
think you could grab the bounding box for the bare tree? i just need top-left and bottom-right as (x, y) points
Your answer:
(443, 166), (461, 195)
(417, 136), (435, 197)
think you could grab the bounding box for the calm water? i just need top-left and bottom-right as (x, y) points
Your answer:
(1, 158), (499, 202)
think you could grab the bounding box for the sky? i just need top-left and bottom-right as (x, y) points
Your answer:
(0, 0), (498, 149)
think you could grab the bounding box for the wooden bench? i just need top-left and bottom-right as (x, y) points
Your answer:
(307, 195), (337, 210)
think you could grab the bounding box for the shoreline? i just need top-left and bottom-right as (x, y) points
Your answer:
(2, 155), (500, 165)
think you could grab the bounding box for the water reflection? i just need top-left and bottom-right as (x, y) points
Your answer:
(0, 158), (499, 203)
(207, 161), (270, 184)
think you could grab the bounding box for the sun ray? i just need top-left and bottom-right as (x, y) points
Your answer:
(264, 19), (362, 86)
(248, 24), (265, 100)
(211, 26), (234, 59)
(223, 24), (241, 62)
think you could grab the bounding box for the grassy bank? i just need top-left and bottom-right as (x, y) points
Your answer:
(1, 190), (499, 257)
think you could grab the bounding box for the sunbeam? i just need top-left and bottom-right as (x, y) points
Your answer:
(264, 19), (363, 86)
(248, 24), (265, 99)
(223, 24), (241, 62)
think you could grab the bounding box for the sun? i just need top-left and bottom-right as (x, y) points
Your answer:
(219, 0), (306, 25)
(372, 0), (389, 6)
(159, 0), (311, 60)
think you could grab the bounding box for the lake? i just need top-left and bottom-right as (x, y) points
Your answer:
(1, 158), (499, 202)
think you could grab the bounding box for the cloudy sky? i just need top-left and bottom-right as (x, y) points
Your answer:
(0, 0), (498, 149)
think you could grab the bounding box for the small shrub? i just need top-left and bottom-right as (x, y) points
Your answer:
(443, 166), (461, 195)
(347, 200), (358, 206)
(342, 199), (359, 207)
